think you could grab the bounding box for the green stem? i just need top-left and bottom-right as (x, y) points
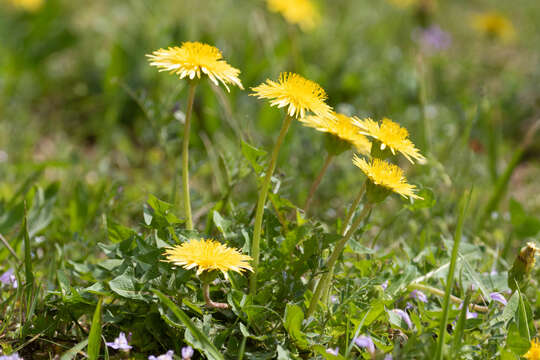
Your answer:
(303, 153), (334, 215)
(250, 114), (294, 295)
(202, 281), (228, 309)
(408, 283), (488, 313)
(341, 181), (366, 236)
(307, 203), (372, 317)
(320, 182), (366, 304)
(182, 82), (197, 231)
(435, 193), (469, 360)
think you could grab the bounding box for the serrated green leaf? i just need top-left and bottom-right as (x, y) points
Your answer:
(152, 289), (224, 360)
(284, 304), (308, 350)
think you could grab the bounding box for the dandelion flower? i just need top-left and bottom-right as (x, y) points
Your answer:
(266, 0), (320, 31)
(524, 339), (540, 360)
(472, 12), (515, 42)
(251, 72), (334, 119)
(300, 113), (371, 154)
(163, 238), (252, 278)
(147, 42), (243, 91)
(355, 117), (424, 163)
(353, 155), (421, 200)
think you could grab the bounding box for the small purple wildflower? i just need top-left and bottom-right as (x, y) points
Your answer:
(354, 335), (375, 354)
(490, 292), (507, 306)
(330, 295), (339, 304)
(384, 355), (393, 360)
(181, 346), (194, 360)
(148, 350), (174, 360)
(0, 269), (18, 289)
(414, 25), (452, 53)
(381, 280), (388, 291)
(467, 310), (478, 319)
(106, 332), (132, 351)
(0, 354), (23, 360)
(410, 290), (427, 303)
(458, 303), (478, 319)
(326, 347), (339, 356)
(391, 309), (413, 329)
(405, 302), (414, 311)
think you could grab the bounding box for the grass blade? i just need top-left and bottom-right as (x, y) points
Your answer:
(152, 289), (224, 360)
(451, 289), (471, 357)
(60, 339), (89, 360)
(435, 191), (470, 360)
(87, 298), (103, 360)
(22, 203), (34, 287)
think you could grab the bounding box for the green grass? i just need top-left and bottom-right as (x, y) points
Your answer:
(1, 0), (539, 359)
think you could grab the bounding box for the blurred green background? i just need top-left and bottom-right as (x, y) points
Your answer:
(1, 0), (539, 248)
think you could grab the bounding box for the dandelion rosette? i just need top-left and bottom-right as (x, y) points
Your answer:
(472, 12), (515, 41)
(355, 117), (424, 163)
(147, 42), (243, 91)
(163, 238), (252, 278)
(251, 72), (334, 120)
(300, 113), (371, 155)
(266, 0), (320, 31)
(524, 338), (540, 360)
(353, 155), (421, 201)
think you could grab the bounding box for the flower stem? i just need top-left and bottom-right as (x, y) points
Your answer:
(341, 181), (366, 236)
(202, 282), (228, 309)
(182, 82), (197, 231)
(319, 183), (366, 304)
(303, 153), (334, 215)
(407, 283), (488, 313)
(250, 114), (294, 295)
(307, 203), (372, 317)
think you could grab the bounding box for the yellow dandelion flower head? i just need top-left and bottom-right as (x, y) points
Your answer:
(300, 113), (371, 154)
(9, 0), (43, 11)
(266, 0), (320, 31)
(353, 155), (420, 200)
(251, 72), (334, 119)
(163, 238), (252, 278)
(472, 12), (515, 41)
(355, 117), (424, 163)
(524, 338), (540, 360)
(147, 42), (243, 91)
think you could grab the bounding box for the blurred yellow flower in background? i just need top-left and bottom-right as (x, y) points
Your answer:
(8, 0), (43, 11)
(353, 155), (420, 200)
(355, 117), (424, 163)
(147, 42), (243, 91)
(524, 338), (540, 360)
(300, 113), (371, 154)
(251, 72), (334, 119)
(163, 239), (252, 278)
(386, 0), (419, 8)
(266, 0), (320, 31)
(472, 12), (515, 42)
